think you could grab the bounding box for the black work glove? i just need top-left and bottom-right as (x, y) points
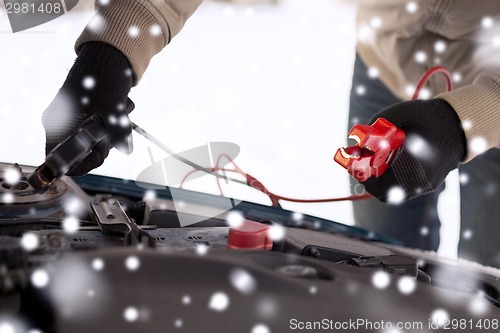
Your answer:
(361, 99), (466, 202)
(42, 41), (134, 176)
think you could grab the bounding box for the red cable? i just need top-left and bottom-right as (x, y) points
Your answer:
(412, 66), (453, 100)
(180, 67), (453, 207)
(181, 153), (371, 207)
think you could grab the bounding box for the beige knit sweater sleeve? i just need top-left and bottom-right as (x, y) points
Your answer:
(75, 0), (203, 84)
(437, 68), (500, 162)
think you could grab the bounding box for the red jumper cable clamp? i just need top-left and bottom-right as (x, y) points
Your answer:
(334, 118), (405, 182)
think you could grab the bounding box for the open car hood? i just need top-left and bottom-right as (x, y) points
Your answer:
(0, 162), (499, 333)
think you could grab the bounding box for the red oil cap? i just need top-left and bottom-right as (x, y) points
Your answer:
(227, 220), (273, 250)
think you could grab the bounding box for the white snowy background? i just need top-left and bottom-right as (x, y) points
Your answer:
(0, 0), (460, 258)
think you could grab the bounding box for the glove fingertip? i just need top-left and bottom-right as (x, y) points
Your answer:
(114, 133), (134, 155)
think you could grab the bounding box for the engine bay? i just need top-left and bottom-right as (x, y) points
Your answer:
(0, 162), (499, 333)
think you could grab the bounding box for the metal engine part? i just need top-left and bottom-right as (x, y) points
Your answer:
(0, 163), (90, 219)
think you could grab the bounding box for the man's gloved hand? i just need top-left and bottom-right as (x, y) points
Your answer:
(361, 99), (467, 202)
(42, 41), (134, 176)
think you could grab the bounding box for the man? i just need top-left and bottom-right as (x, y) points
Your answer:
(43, 0), (499, 266)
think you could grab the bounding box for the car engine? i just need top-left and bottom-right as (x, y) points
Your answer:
(0, 162), (499, 333)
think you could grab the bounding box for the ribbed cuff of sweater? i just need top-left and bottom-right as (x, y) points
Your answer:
(74, 0), (165, 84)
(437, 68), (500, 162)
